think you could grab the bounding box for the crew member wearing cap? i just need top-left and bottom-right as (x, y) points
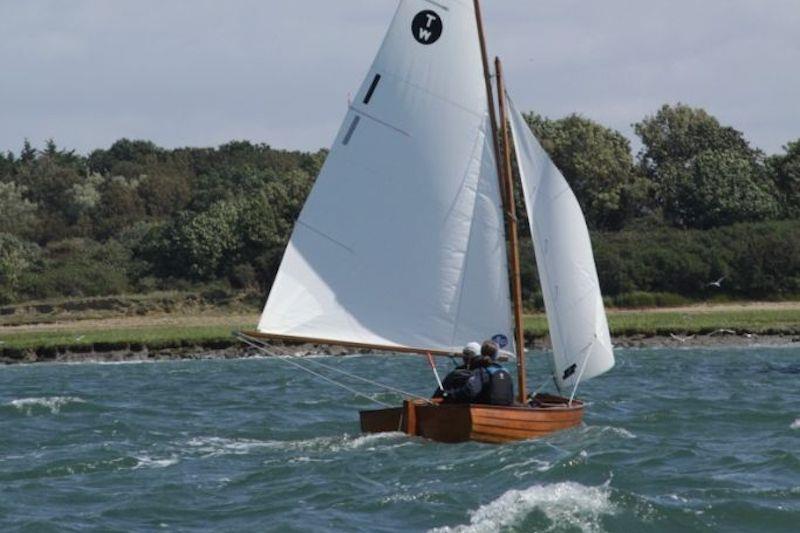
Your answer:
(439, 340), (514, 405)
(432, 342), (482, 399)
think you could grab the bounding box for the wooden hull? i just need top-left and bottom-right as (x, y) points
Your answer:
(359, 394), (583, 444)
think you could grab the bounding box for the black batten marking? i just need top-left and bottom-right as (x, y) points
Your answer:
(363, 74), (381, 104)
(343, 116), (361, 145)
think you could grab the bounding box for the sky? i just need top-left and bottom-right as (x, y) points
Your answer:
(1, 0), (799, 156)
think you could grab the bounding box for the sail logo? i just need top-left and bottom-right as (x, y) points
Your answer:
(412, 10), (443, 45)
(492, 334), (509, 349)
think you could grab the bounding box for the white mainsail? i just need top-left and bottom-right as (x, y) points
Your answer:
(506, 94), (615, 393)
(258, 0), (513, 352)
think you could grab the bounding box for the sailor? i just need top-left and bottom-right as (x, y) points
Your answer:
(440, 340), (514, 405)
(433, 342), (482, 399)
(475, 340), (514, 405)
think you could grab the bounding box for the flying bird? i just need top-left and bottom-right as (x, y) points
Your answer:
(707, 276), (726, 288)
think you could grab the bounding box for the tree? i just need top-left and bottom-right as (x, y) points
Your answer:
(0, 234), (40, 304)
(92, 176), (147, 239)
(634, 104), (777, 228)
(0, 182), (38, 237)
(525, 113), (648, 229)
(768, 140), (800, 218)
(664, 150), (779, 229)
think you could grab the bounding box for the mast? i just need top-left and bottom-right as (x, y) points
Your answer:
(473, 0), (528, 403)
(495, 58), (528, 404)
(473, 0), (506, 203)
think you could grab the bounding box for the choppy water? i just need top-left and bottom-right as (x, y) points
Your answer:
(1, 347), (799, 532)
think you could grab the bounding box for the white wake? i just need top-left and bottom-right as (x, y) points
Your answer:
(430, 481), (615, 533)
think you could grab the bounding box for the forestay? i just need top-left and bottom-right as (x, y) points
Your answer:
(258, 0), (513, 353)
(506, 94), (615, 392)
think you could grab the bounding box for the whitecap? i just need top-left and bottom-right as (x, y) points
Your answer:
(430, 481), (615, 533)
(791, 418), (800, 430)
(589, 426), (636, 440)
(8, 396), (86, 414)
(185, 436), (278, 457)
(184, 431), (408, 458)
(133, 455), (179, 469)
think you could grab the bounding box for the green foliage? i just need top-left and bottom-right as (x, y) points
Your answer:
(1, 103), (798, 306)
(611, 292), (690, 309)
(0, 234), (41, 304)
(0, 182), (38, 237)
(769, 140), (800, 218)
(634, 104), (779, 228)
(19, 239), (131, 299)
(663, 149), (779, 228)
(594, 220), (800, 298)
(525, 113), (648, 229)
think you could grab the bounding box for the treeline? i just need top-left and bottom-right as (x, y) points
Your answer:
(1, 103), (799, 306)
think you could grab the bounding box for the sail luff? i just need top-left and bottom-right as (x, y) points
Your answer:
(495, 57), (528, 403)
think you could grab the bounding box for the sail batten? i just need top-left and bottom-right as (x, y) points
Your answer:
(506, 93), (615, 392)
(258, 0), (513, 353)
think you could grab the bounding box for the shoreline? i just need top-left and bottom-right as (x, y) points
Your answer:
(2, 332), (798, 366)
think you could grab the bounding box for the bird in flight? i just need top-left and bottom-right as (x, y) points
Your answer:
(707, 276), (726, 288)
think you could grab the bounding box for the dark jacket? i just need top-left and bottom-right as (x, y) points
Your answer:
(441, 363), (514, 406)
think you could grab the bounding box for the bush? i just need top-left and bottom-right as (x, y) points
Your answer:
(18, 238), (131, 299)
(593, 220), (800, 299)
(612, 292), (690, 309)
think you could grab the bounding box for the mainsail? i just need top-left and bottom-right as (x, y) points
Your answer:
(506, 94), (615, 393)
(258, 0), (513, 352)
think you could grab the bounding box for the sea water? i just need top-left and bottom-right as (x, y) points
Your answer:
(1, 347), (798, 532)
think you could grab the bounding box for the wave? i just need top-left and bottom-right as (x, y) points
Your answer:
(133, 455), (179, 470)
(186, 436), (279, 457)
(183, 432), (408, 458)
(6, 396), (86, 415)
(792, 418), (800, 430)
(430, 481), (615, 533)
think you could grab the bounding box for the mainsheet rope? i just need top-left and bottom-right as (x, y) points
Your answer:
(236, 334), (434, 407)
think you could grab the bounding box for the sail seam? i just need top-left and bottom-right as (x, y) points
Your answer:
(422, 0), (450, 11)
(349, 106), (410, 137)
(296, 219), (356, 255)
(374, 70), (484, 120)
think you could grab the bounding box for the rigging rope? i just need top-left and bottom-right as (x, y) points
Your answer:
(236, 333), (434, 406)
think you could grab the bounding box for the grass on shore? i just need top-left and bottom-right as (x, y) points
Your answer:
(0, 323), (255, 351)
(2, 304), (800, 353)
(525, 307), (800, 337)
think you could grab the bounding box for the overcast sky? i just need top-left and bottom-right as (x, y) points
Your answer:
(2, 0), (798, 156)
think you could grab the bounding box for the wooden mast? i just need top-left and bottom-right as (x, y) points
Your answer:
(473, 0), (528, 404)
(474, 0), (506, 203)
(495, 58), (528, 404)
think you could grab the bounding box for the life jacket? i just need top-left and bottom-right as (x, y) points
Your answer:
(477, 364), (514, 406)
(433, 367), (473, 399)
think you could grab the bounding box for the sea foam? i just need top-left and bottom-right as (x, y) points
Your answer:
(185, 431), (407, 458)
(133, 455), (179, 469)
(7, 396), (86, 415)
(430, 481), (615, 533)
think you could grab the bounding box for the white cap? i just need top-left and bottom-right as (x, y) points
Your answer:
(463, 342), (481, 357)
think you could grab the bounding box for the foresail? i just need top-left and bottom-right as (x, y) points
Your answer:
(506, 94), (614, 392)
(258, 0), (513, 353)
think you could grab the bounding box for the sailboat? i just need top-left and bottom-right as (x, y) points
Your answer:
(240, 0), (614, 444)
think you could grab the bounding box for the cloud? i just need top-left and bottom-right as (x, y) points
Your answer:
(1, 0), (797, 155)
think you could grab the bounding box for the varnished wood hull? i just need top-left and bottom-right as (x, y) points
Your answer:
(359, 394), (584, 444)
